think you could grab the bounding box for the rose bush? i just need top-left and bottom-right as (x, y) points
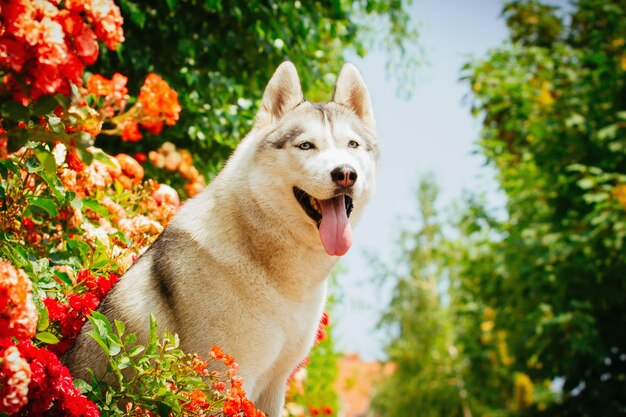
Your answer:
(0, 1), (338, 416)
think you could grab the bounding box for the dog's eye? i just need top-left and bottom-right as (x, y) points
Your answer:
(297, 142), (315, 150)
(348, 140), (360, 149)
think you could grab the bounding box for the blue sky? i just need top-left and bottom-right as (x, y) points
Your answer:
(333, 0), (511, 360)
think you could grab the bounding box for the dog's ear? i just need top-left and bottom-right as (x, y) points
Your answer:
(257, 61), (304, 126)
(332, 63), (375, 131)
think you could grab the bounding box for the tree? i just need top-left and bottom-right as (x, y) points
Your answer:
(463, 0), (626, 415)
(375, 2), (626, 416)
(94, 0), (419, 177)
(371, 177), (469, 417)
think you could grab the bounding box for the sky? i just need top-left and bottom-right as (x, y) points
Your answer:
(333, 0), (512, 361)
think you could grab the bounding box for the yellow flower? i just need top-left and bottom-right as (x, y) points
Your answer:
(480, 320), (494, 332)
(612, 184), (626, 208)
(612, 38), (625, 48)
(620, 54), (626, 72)
(513, 373), (534, 410)
(537, 81), (555, 107)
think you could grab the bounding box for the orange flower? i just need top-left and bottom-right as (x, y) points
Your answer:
(241, 398), (257, 417)
(87, 74), (114, 96)
(190, 389), (206, 403)
(191, 357), (207, 373)
(223, 394), (241, 416)
(65, 149), (86, 172)
(0, 262), (37, 340)
(210, 345), (225, 360)
(140, 119), (164, 135)
(138, 73), (181, 126)
(120, 119), (142, 142)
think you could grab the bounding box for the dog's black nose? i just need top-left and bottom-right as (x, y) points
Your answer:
(331, 165), (358, 188)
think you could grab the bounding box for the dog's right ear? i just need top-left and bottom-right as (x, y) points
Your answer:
(256, 61), (304, 127)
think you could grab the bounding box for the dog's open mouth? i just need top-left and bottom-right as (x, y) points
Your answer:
(293, 187), (354, 256)
(293, 187), (354, 225)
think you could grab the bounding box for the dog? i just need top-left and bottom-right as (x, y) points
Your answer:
(64, 61), (379, 416)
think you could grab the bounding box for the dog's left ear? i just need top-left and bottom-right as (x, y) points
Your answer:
(257, 61), (304, 127)
(332, 63), (376, 131)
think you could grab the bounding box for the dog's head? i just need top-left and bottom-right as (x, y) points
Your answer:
(247, 62), (379, 257)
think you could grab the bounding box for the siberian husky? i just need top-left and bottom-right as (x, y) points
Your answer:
(64, 62), (379, 416)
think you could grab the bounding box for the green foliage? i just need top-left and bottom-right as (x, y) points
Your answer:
(461, 0), (626, 415)
(371, 177), (468, 417)
(83, 312), (248, 416)
(93, 0), (419, 176)
(374, 2), (626, 416)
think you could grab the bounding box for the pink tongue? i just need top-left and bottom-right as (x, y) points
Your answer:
(318, 196), (353, 256)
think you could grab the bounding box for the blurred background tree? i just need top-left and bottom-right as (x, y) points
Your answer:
(370, 177), (469, 417)
(93, 0), (419, 185)
(373, 1), (626, 416)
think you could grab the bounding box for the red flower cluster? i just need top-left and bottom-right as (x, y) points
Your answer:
(0, 0), (124, 101)
(78, 269), (120, 299)
(0, 262), (98, 416)
(13, 340), (99, 417)
(209, 345), (267, 417)
(43, 270), (119, 354)
(0, 261), (37, 340)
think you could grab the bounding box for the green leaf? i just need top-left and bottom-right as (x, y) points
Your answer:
(597, 124), (617, 141)
(146, 313), (158, 355)
(37, 307), (49, 331)
(53, 269), (73, 285)
(67, 238), (91, 262)
(35, 150), (57, 174)
(165, 0), (177, 11)
(119, 0), (147, 28)
(36, 331), (59, 344)
(38, 171), (66, 201)
(118, 356), (132, 369)
(93, 151), (118, 168)
(71, 197), (83, 210)
(157, 402), (173, 417)
(81, 198), (109, 217)
(128, 345), (145, 357)
(73, 378), (93, 394)
(89, 310), (113, 337)
(1, 101), (29, 120)
(577, 178), (596, 190)
(124, 333), (137, 346)
(162, 396), (182, 416)
(0, 159), (20, 179)
(47, 116), (65, 135)
(77, 148), (94, 164)
(88, 329), (110, 355)
(107, 336), (121, 356)
(25, 156), (44, 173)
(114, 320), (125, 337)
(28, 196), (59, 217)
(33, 96), (61, 116)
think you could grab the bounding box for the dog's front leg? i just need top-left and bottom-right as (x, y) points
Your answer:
(255, 377), (288, 417)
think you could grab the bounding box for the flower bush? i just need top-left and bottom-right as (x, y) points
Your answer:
(0, 1), (339, 416)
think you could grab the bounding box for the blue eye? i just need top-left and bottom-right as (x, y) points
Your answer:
(348, 140), (359, 149)
(298, 142), (315, 150)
